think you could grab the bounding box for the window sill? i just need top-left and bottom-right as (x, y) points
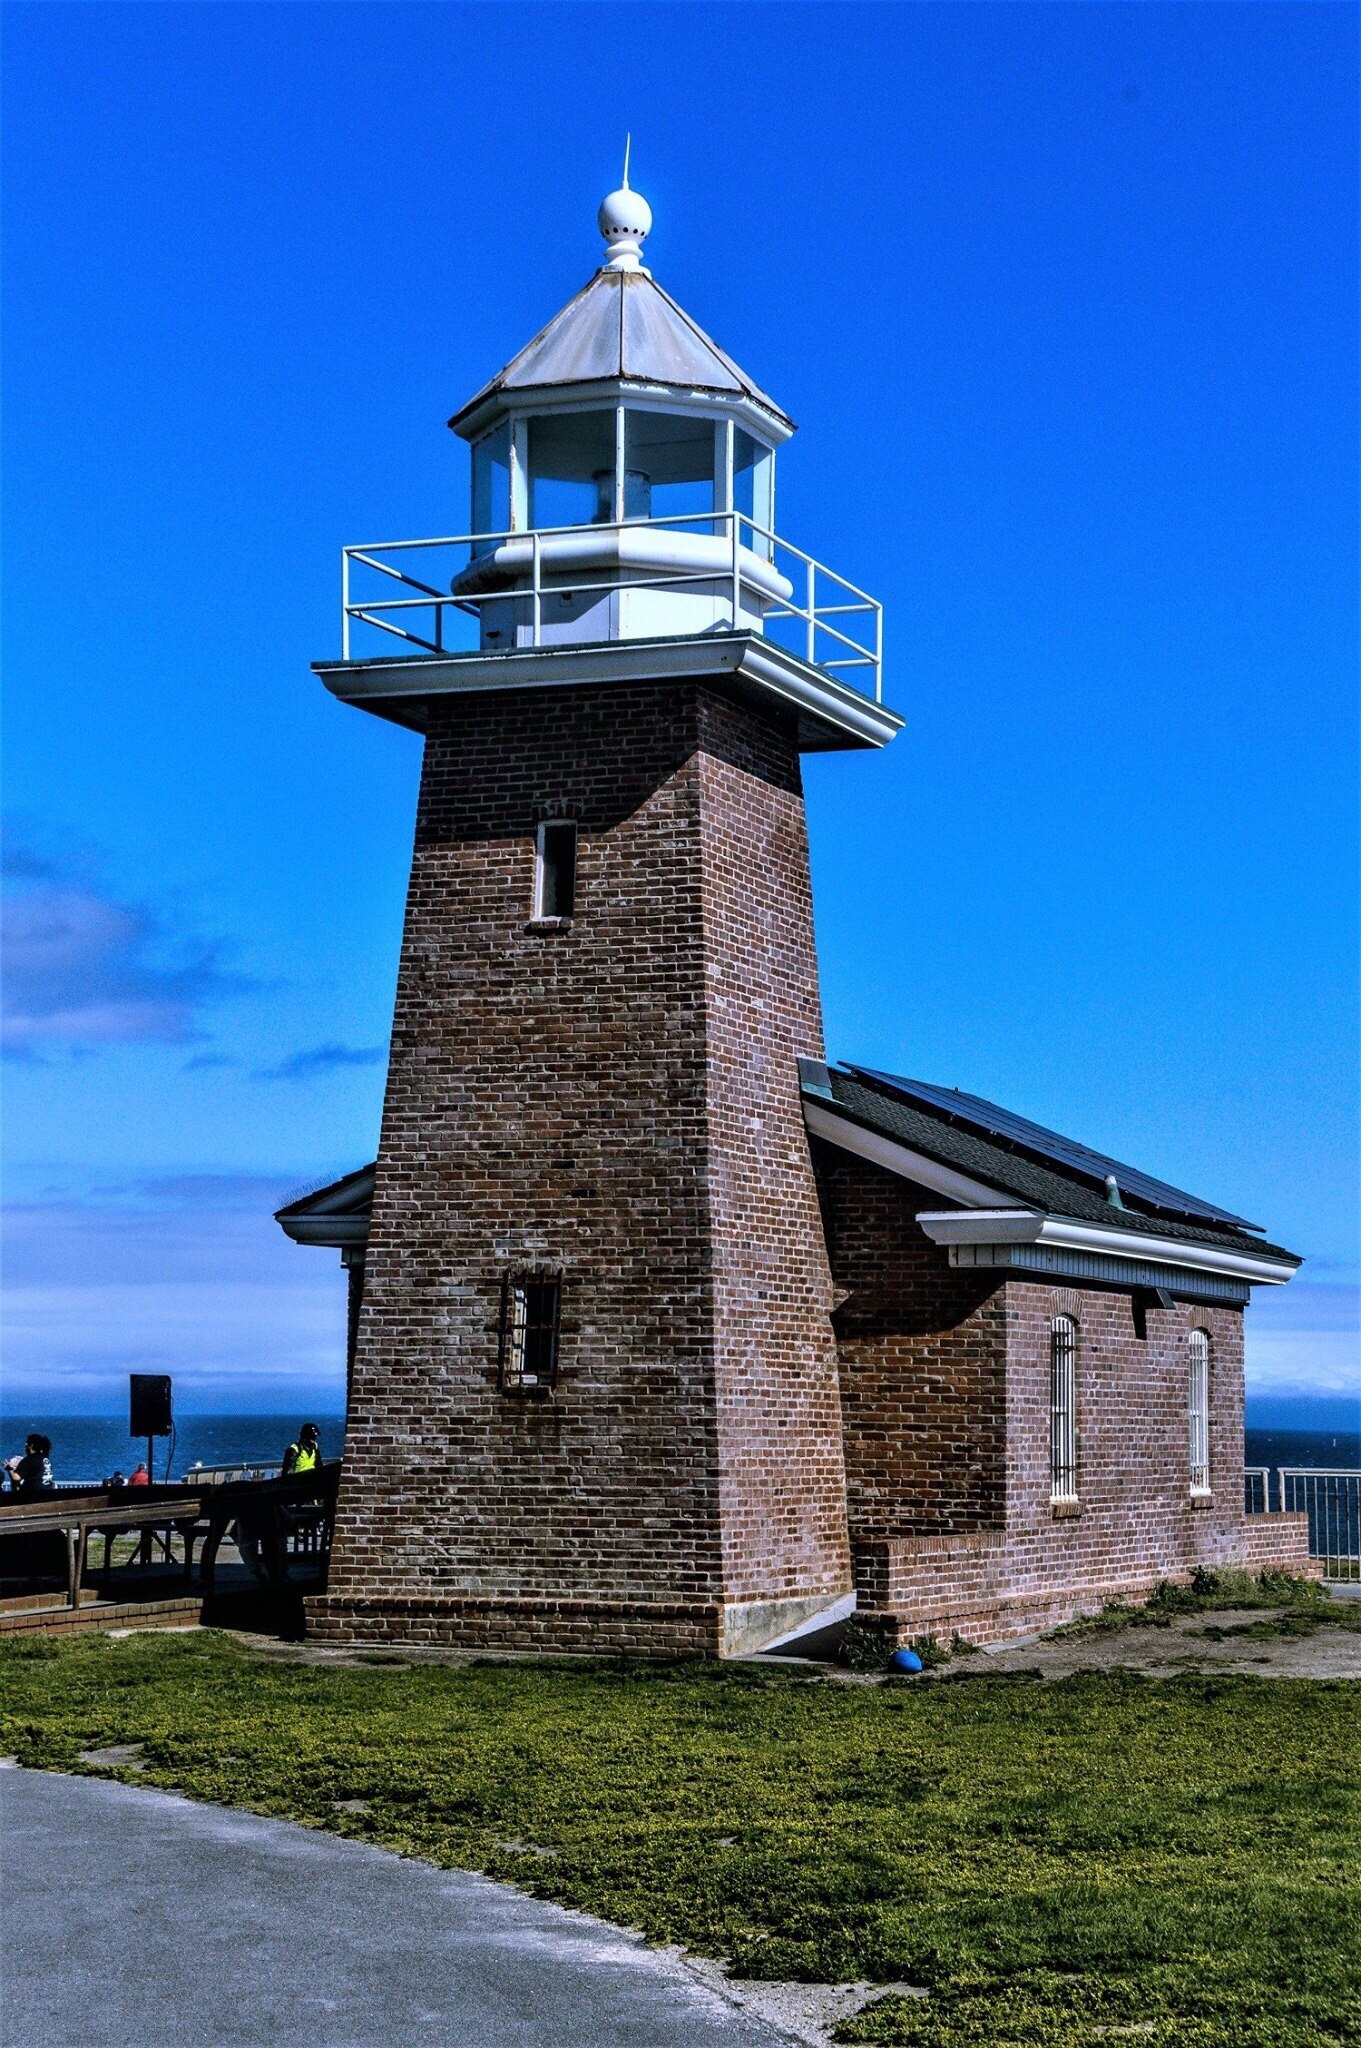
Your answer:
(1051, 1498), (1082, 1519)
(500, 1382), (554, 1399)
(525, 917), (574, 934)
(1189, 1490), (1213, 1509)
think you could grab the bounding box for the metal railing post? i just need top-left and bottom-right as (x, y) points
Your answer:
(731, 512), (740, 630)
(874, 601), (883, 702)
(342, 550), (350, 661)
(1273, 1467), (1361, 1581)
(532, 531), (542, 647)
(806, 560), (816, 665)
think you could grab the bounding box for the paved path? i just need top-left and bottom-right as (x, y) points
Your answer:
(0, 1770), (792, 2048)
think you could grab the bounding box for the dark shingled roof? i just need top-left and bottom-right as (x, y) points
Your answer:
(815, 1068), (1298, 1266)
(274, 1074), (1300, 1273)
(275, 1162), (375, 1222)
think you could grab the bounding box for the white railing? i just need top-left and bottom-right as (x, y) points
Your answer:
(185, 1461), (281, 1486)
(1243, 1466), (1271, 1515)
(339, 510), (884, 702)
(1244, 1466), (1361, 1581)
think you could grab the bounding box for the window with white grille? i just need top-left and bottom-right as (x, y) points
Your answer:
(1050, 1316), (1078, 1501)
(1188, 1328), (1211, 1493)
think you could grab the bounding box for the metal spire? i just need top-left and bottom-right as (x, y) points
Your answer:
(598, 144), (652, 274)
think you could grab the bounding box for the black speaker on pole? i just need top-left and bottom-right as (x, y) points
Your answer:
(130, 1373), (173, 1438)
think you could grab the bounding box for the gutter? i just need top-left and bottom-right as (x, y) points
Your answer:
(915, 1209), (1299, 1289)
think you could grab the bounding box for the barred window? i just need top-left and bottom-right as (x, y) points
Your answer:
(1188, 1328), (1211, 1493)
(499, 1275), (561, 1391)
(1050, 1316), (1078, 1501)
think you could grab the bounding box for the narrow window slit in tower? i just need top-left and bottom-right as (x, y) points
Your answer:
(500, 1276), (561, 1392)
(535, 821), (577, 919)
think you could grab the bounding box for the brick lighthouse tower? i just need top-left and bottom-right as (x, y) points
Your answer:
(308, 174), (902, 1656)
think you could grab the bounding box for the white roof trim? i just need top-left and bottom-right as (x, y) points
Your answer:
(277, 1213), (369, 1250)
(915, 1210), (1297, 1287)
(802, 1099), (1014, 1208)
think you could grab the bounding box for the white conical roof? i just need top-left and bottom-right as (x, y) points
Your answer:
(449, 185), (792, 439)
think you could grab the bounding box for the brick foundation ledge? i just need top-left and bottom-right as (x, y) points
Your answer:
(853, 1513), (1321, 1652)
(307, 1589), (852, 1657)
(306, 1592), (731, 1658)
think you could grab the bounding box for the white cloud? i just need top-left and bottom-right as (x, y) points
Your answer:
(0, 1182), (347, 1410)
(1, 866), (244, 1056)
(1245, 1280), (1360, 1397)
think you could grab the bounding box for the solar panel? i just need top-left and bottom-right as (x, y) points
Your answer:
(843, 1067), (1260, 1232)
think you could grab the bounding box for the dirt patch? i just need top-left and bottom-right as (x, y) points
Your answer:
(682, 1957), (926, 2047)
(77, 1742), (147, 1771)
(925, 1599), (1361, 1683)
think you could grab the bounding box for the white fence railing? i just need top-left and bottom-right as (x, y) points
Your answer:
(339, 510), (883, 701)
(185, 1461), (281, 1486)
(1244, 1466), (1360, 1581)
(1243, 1466), (1271, 1515)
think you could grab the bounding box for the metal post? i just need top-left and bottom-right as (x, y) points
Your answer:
(806, 560), (816, 665)
(342, 550), (350, 660)
(874, 602), (883, 702)
(532, 530), (542, 647)
(721, 421), (734, 536)
(731, 514), (740, 630)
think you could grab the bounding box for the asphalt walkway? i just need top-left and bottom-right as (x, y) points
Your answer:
(0, 1769), (792, 2048)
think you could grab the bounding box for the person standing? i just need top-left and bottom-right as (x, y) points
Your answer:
(4, 1434), (54, 1496)
(281, 1423), (321, 1476)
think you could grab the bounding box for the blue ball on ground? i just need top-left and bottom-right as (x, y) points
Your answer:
(890, 1648), (923, 1674)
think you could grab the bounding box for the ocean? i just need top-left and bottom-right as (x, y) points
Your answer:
(0, 1414), (346, 1486)
(1243, 1429), (1360, 1472)
(0, 1414), (1354, 1489)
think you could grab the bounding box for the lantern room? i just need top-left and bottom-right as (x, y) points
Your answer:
(324, 172), (896, 749)
(447, 177), (795, 649)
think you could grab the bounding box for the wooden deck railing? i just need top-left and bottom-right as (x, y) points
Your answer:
(0, 1464), (341, 1621)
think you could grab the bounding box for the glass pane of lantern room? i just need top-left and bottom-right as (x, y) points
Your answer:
(527, 412), (617, 529)
(471, 423), (511, 555)
(734, 430), (773, 556)
(623, 412), (716, 527)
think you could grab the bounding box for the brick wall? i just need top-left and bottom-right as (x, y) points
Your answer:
(314, 677), (849, 1652)
(818, 1151), (1317, 1643)
(814, 1144), (1007, 1538)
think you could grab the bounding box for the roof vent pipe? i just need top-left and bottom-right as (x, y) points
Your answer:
(1105, 1174), (1125, 1209)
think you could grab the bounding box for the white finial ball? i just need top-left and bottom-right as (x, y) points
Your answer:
(599, 185), (652, 240)
(598, 184), (652, 272)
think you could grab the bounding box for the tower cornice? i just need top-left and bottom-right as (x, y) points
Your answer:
(312, 631), (905, 753)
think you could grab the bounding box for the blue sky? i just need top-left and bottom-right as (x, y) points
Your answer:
(3, 3), (1356, 1424)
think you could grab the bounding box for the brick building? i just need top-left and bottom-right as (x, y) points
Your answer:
(278, 179), (1313, 1653)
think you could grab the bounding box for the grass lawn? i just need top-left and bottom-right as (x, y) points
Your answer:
(2, 1631), (1357, 2045)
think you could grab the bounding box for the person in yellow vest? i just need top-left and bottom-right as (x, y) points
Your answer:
(281, 1422), (321, 1476)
